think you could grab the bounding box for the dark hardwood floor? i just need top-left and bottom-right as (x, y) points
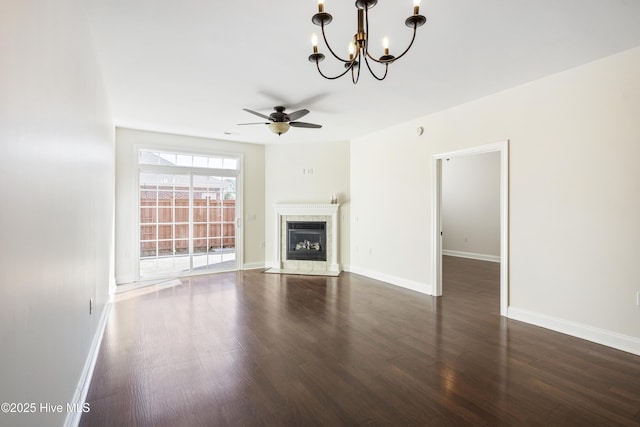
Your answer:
(80, 257), (640, 426)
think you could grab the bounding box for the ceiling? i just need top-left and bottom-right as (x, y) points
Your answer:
(87, 0), (640, 145)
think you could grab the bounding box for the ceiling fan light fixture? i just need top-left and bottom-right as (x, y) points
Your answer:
(268, 122), (290, 135)
(239, 106), (321, 135)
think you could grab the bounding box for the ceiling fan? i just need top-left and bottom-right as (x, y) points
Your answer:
(237, 106), (322, 135)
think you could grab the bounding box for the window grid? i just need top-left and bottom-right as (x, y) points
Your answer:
(138, 166), (238, 278)
(139, 149), (239, 171)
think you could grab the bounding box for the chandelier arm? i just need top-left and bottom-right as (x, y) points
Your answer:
(363, 55), (388, 81)
(320, 24), (352, 63)
(315, 58), (356, 80)
(366, 23), (419, 64)
(351, 52), (363, 84)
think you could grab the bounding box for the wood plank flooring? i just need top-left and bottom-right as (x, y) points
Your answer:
(80, 257), (640, 426)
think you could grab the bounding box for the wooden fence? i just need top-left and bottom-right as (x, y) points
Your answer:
(140, 198), (236, 257)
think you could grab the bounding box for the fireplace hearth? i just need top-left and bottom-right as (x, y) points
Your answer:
(287, 221), (326, 261)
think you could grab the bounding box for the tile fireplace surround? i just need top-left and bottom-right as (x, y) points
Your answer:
(266, 203), (341, 276)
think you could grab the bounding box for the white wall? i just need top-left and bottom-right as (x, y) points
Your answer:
(442, 152), (500, 260)
(349, 129), (431, 293)
(115, 128), (266, 283)
(0, 1), (114, 426)
(351, 45), (640, 345)
(265, 141), (350, 268)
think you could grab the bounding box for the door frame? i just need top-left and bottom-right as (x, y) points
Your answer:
(134, 151), (244, 281)
(431, 140), (509, 316)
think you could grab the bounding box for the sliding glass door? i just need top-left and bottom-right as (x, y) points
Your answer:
(192, 175), (237, 271)
(139, 172), (191, 276)
(138, 149), (241, 279)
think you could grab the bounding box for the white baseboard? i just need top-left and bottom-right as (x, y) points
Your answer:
(64, 300), (112, 427)
(243, 262), (266, 270)
(348, 265), (433, 295)
(442, 250), (500, 263)
(115, 274), (135, 285)
(508, 307), (640, 356)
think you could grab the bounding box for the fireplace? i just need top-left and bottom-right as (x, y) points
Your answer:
(267, 203), (340, 276)
(287, 221), (327, 261)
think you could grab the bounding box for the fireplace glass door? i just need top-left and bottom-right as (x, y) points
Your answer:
(287, 221), (327, 261)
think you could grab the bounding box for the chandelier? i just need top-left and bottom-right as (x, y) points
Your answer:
(308, 0), (427, 84)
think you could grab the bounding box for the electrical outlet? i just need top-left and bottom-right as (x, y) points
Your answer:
(636, 291), (640, 307)
(89, 298), (93, 315)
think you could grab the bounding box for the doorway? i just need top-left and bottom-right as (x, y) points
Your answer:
(137, 149), (242, 279)
(431, 141), (509, 316)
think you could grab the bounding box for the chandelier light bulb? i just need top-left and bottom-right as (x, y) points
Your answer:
(383, 36), (390, 54)
(318, 0), (325, 13)
(348, 41), (355, 58)
(311, 33), (318, 48)
(413, 0), (421, 14)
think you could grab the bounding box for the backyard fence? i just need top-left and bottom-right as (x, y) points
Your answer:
(140, 198), (236, 257)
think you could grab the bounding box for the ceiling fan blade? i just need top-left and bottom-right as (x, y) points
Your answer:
(242, 108), (271, 120)
(256, 90), (330, 111)
(287, 109), (310, 121)
(290, 121), (322, 129)
(293, 93), (330, 109)
(237, 122), (269, 126)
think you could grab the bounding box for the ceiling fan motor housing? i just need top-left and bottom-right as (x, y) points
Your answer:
(270, 106), (288, 122)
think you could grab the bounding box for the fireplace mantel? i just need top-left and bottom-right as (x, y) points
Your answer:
(274, 203), (339, 216)
(268, 203), (341, 276)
